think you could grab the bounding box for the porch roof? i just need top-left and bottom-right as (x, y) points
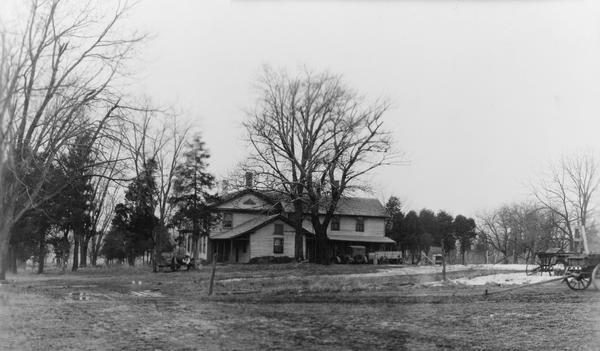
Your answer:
(210, 214), (314, 240)
(327, 233), (396, 244)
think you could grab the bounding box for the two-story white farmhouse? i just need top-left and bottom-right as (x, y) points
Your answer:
(190, 189), (394, 263)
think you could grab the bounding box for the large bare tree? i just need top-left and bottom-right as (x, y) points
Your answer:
(0, 0), (142, 279)
(532, 152), (600, 251)
(244, 66), (395, 263)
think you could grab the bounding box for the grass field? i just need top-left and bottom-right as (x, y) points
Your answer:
(1, 263), (600, 350)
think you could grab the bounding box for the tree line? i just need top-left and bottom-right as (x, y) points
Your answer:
(0, 1), (215, 278)
(384, 196), (477, 264)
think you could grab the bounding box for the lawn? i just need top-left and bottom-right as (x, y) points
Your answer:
(1, 263), (600, 350)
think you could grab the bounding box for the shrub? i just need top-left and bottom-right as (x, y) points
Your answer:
(248, 256), (294, 264)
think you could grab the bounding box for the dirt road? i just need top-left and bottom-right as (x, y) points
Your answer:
(1, 265), (599, 350)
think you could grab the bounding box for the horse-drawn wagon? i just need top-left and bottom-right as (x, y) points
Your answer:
(526, 248), (600, 291)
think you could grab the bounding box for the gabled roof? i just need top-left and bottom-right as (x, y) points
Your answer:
(210, 214), (314, 240)
(208, 189), (277, 208)
(211, 189), (387, 218)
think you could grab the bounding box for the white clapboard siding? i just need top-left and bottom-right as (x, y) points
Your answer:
(302, 216), (386, 237)
(250, 220), (295, 258)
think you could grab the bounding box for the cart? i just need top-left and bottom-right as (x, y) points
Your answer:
(562, 253), (600, 291)
(526, 248), (571, 276)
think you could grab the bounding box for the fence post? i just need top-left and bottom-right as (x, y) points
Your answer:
(441, 241), (446, 281)
(208, 252), (217, 296)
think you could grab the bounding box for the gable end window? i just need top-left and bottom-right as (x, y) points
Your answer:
(331, 216), (340, 231)
(355, 217), (364, 232)
(223, 213), (233, 229)
(273, 238), (284, 254)
(274, 223), (284, 235)
(243, 198), (256, 205)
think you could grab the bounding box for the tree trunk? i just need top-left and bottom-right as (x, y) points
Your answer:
(152, 228), (157, 272)
(37, 229), (45, 273)
(90, 236), (98, 266)
(315, 233), (329, 265)
(8, 244), (17, 274)
(80, 236), (90, 268)
(0, 218), (14, 281)
(293, 201), (304, 260)
(192, 233), (199, 270)
(0, 240), (6, 281)
(72, 234), (80, 271)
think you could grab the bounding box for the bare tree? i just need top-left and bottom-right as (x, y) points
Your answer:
(0, 0), (143, 279)
(244, 66), (396, 263)
(532, 152), (600, 251)
(478, 202), (560, 264)
(118, 106), (190, 269)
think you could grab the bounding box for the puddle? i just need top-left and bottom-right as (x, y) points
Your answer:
(68, 292), (91, 301)
(131, 290), (164, 298)
(0, 294), (9, 306)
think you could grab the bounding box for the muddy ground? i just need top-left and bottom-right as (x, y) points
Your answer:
(1, 264), (599, 350)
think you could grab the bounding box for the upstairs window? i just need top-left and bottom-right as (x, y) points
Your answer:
(223, 213), (233, 229)
(274, 223), (284, 235)
(273, 238), (284, 254)
(331, 216), (340, 231)
(355, 217), (364, 232)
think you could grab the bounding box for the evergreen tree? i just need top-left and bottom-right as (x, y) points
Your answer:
(436, 211), (455, 254)
(453, 215), (477, 265)
(125, 158), (159, 265)
(57, 135), (96, 271)
(103, 159), (159, 266)
(400, 211), (423, 263)
(384, 196), (404, 244)
(170, 135), (215, 269)
(419, 209), (437, 255)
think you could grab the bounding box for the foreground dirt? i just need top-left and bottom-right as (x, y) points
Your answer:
(1, 264), (600, 350)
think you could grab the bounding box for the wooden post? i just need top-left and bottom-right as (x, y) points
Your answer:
(441, 240), (446, 281)
(581, 225), (590, 255)
(208, 252), (217, 296)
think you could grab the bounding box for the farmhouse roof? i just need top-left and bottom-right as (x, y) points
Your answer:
(208, 189), (277, 207)
(211, 189), (387, 218)
(327, 232), (396, 244)
(331, 197), (387, 217)
(210, 214), (313, 240)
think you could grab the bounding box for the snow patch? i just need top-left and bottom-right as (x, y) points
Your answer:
(453, 272), (557, 286)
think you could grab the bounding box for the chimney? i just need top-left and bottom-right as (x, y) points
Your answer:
(245, 172), (253, 189)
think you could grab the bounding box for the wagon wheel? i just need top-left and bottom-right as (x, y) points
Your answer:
(565, 273), (592, 291)
(526, 260), (541, 276)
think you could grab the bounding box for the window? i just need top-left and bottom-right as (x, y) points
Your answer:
(274, 223), (284, 235)
(273, 238), (284, 254)
(223, 213), (233, 229)
(331, 216), (340, 231)
(243, 198), (256, 205)
(355, 217), (364, 232)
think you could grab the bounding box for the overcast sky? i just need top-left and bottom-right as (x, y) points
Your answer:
(84, 1), (600, 216)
